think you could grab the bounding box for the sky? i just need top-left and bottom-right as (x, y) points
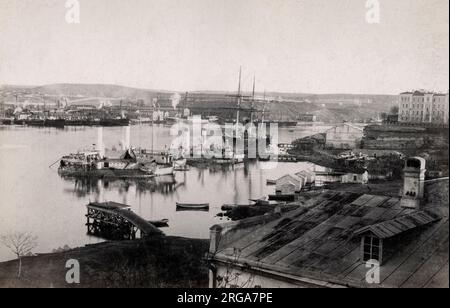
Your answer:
(0, 0), (448, 94)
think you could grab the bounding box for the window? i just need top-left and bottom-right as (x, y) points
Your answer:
(363, 236), (382, 263)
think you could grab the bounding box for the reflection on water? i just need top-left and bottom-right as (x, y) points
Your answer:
(0, 124), (330, 261)
(62, 175), (181, 198)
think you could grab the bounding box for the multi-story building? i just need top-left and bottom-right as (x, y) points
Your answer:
(398, 91), (449, 124)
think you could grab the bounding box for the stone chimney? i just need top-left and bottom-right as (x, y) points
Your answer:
(209, 225), (223, 254)
(400, 157), (426, 209)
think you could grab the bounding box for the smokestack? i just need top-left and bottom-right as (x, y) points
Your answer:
(171, 93), (181, 110)
(400, 157), (426, 209)
(123, 126), (131, 150)
(97, 127), (105, 158)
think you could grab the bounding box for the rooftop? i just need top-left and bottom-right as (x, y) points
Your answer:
(212, 180), (449, 288)
(400, 91), (448, 96)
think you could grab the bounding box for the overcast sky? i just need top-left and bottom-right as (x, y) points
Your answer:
(0, 0), (448, 94)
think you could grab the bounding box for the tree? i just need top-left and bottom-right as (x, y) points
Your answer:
(390, 106), (399, 115)
(0, 232), (38, 278)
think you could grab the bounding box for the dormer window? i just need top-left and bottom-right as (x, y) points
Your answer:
(362, 236), (383, 264)
(355, 210), (441, 267)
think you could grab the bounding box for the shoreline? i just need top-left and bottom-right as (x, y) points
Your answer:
(0, 236), (209, 288)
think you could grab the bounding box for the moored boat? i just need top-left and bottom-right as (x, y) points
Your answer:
(176, 202), (210, 210)
(148, 219), (169, 228)
(58, 148), (155, 178)
(44, 118), (65, 128)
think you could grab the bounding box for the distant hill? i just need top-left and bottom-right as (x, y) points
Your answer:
(1, 83), (398, 122)
(1, 84), (171, 100)
(32, 84), (170, 99)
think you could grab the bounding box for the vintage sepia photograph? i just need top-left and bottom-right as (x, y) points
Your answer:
(0, 0), (448, 292)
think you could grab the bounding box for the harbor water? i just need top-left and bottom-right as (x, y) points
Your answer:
(0, 123), (332, 261)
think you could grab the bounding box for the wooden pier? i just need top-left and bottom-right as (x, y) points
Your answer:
(277, 155), (298, 162)
(86, 202), (164, 240)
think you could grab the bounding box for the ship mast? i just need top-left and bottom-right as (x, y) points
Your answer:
(261, 89), (266, 123)
(251, 74), (255, 123)
(42, 95), (46, 119)
(236, 66), (242, 126)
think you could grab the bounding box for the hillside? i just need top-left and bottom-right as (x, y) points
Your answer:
(1, 83), (397, 122)
(0, 236), (209, 288)
(32, 84), (166, 99)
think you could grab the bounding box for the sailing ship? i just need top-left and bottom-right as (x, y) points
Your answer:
(135, 149), (175, 176)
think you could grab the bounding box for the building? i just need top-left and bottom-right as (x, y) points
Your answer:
(383, 114), (399, 124)
(295, 170), (315, 184)
(298, 114), (317, 122)
(208, 157), (448, 288)
(398, 91), (449, 124)
(314, 170), (369, 187)
(325, 123), (364, 149)
(274, 174), (304, 195)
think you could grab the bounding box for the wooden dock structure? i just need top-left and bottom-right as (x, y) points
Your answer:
(86, 202), (164, 240)
(277, 155), (298, 162)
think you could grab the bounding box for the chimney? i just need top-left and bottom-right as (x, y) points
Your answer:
(97, 127), (105, 158)
(123, 126), (131, 150)
(400, 157), (426, 209)
(209, 225), (223, 254)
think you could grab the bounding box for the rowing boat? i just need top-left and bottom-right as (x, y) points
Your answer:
(176, 202), (210, 210)
(148, 219), (169, 228)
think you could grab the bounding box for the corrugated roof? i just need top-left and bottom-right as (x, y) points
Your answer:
(276, 174), (303, 183)
(354, 210), (441, 238)
(213, 184), (448, 288)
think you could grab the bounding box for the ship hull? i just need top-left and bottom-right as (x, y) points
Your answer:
(44, 119), (65, 128)
(154, 166), (174, 176)
(58, 168), (154, 179)
(98, 119), (130, 127)
(26, 119), (45, 126)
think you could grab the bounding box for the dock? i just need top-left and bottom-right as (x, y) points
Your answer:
(86, 202), (164, 240)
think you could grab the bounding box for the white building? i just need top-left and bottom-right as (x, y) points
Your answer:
(275, 174), (304, 195)
(325, 123), (364, 149)
(315, 170), (369, 187)
(398, 91), (449, 124)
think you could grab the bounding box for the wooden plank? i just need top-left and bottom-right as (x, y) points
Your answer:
(271, 221), (343, 266)
(400, 236), (449, 288)
(218, 207), (309, 254)
(379, 198), (400, 208)
(351, 194), (375, 206)
(265, 222), (335, 265)
(424, 263), (449, 288)
(381, 220), (449, 287)
(327, 207), (411, 277)
(364, 195), (390, 208)
(240, 199), (346, 260)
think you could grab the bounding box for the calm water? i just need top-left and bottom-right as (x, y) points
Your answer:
(0, 123), (331, 261)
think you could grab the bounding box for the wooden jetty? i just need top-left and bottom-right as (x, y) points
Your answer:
(277, 155), (298, 162)
(86, 202), (164, 240)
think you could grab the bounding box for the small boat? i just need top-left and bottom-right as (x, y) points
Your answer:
(221, 204), (253, 211)
(154, 165), (174, 176)
(176, 202), (210, 210)
(174, 165), (190, 171)
(148, 219), (169, 228)
(249, 198), (280, 206)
